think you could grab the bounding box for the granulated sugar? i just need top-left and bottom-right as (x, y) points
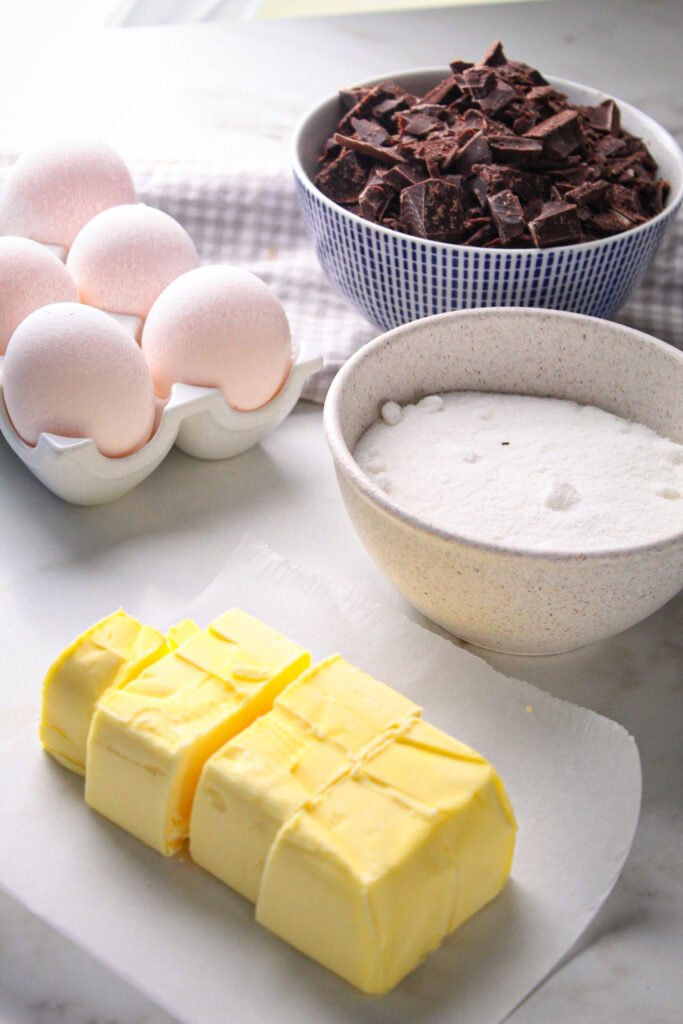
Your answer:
(355, 392), (683, 552)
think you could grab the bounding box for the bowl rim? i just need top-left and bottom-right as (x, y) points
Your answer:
(292, 68), (683, 257)
(324, 306), (683, 562)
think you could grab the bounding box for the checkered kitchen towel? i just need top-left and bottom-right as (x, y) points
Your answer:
(133, 160), (683, 403)
(3, 157), (681, 402)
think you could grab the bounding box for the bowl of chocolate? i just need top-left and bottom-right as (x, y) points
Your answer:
(292, 41), (683, 330)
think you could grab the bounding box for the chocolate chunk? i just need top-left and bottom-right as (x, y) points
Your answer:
(525, 109), (583, 159)
(350, 117), (389, 147)
(586, 99), (620, 134)
(420, 76), (462, 105)
(340, 86), (369, 111)
(529, 200), (583, 247)
(565, 180), (609, 207)
(590, 210), (638, 234)
(400, 178), (465, 242)
(488, 135), (543, 163)
(378, 163), (427, 190)
(462, 67), (496, 99)
(314, 151), (368, 204)
(481, 40), (508, 67)
(359, 177), (395, 222)
(445, 130), (493, 173)
(487, 189), (526, 243)
(478, 79), (518, 115)
(399, 109), (443, 138)
(333, 132), (405, 165)
(449, 59), (474, 74)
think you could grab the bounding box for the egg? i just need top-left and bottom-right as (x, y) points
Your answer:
(141, 265), (293, 411)
(0, 237), (78, 354)
(0, 141), (136, 250)
(67, 204), (200, 320)
(3, 303), (155, 457)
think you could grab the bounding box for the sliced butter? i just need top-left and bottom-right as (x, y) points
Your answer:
(190, 655), (420, 900)
(256, 716), (516, 994)
(85, 609), (311, 855)
(40, 610), (169, 776)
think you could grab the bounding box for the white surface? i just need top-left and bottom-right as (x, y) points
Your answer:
(355, 392), (683, 550)
(0, 541), (642, 1024)
(0, 2), (682, 1022)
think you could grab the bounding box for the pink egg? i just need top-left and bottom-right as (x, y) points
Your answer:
(0, 237), (78, 354)
(0, 141), (136, 250)
(141, 265), (293, 411)
(67, 204), (199, 319)
(3, 303), (155, 457)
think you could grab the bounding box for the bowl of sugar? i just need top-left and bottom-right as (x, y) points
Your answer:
(324, 307), (683, 654)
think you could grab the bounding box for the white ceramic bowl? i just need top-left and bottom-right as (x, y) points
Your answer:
(324, 308), (683, 654)
(293, 70), (683, 330)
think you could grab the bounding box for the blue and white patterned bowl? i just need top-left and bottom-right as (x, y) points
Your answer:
(292, 70), (683, 331)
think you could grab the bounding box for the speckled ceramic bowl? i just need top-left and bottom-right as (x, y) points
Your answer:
(293, 70), (683, 330)
(324, 308), (683, 654)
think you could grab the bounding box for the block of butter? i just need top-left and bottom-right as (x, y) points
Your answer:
(190, 655), (420, 901)
(40, 610), (170, 775)
(191, 655), (516, 993)
(85, 609), (311, 855)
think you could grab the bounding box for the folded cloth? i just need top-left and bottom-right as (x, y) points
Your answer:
(1, 156), (680, 403)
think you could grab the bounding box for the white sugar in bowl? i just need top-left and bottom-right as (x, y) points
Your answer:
(324, 308), (683, 654)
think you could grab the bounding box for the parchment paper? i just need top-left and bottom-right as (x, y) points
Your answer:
(0, 539), (642, 1024)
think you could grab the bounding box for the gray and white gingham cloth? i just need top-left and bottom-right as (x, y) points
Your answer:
(2, 156), (680, 403)
(133, 160), (683, 403)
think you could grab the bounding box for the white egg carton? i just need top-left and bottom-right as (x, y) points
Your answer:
(0, 350), (322, 506)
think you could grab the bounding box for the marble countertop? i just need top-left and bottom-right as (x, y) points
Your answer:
(1, 2), (681, 1021)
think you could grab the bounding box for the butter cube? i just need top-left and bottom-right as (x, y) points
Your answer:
(40, 610), (169, 775)
(190, 655), (420, 900)
(85, 609), (311, 855)
(256, 717), (516, 994)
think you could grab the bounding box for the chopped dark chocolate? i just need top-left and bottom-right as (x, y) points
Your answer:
(481, 40), (508, 68)
(314, 150), (368, 204)
(400, 178), (466, 242)
(586, 99), (620, 134)
(529, 200), (583, 247)
(487, 189), (526, 243)
(350, 117), (389, 147)
(488, 135), (543, 163)
(333, 132), (405, 165)
(445, 130), (493, 173)
(314, 41), (668, 248)
(524, 109), (583, 159)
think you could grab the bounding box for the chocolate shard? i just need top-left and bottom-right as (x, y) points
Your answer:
(399, 178), (466, 242)
(449, 59), (474, 74)
(488, 134), (543, 163)
(340, 86), (369, 111)
(478, 79), (518, 115)
(445, 130), (493, 173)
(399, 109), (443, 138)
(333, 132), (405, 165)
(372, 94), (412, 126)
(473, 164), (551, 202)
(524, 109), (584, 159)
(481, 40), (508, 67)
(314, 151), (368, 204)
(378, 163), (428, 189)
(420, 75), (462, 105)
(585, 99), (621, 134)
(350, 117), (389, 147)
(338, 82), (408, 132)
(590, 210), (638, 234)
(462, 66), (496, 99)
(487, 188), (526, 243)
(565, 180), (609, 208)
(358, 177), (395, 222)
(528, 200), (583, 247)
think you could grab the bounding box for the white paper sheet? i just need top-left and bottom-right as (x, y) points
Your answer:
(0, 538), (641, 1024)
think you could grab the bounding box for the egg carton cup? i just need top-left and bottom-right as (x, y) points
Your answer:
(0, 350), (322, 506)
